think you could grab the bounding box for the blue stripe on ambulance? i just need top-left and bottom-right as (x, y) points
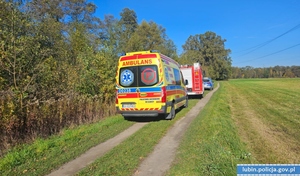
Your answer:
(117, 85), (184, 93)
(166, 85), (184, 90)
(118, 88), (137, 93)
(139, 87), (161, 92)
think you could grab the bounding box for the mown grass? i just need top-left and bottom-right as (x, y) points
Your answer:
(167, 82), (254, 176)
(226, 78), (300, 163)
(77, 99), (199, 176)
(0, 115), (134, 176)
(167, 78), (300, 175)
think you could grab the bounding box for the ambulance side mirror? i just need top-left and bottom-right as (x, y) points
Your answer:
(185, 79), (188, 85)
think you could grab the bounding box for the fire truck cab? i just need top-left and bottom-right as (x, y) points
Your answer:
(180, 63), (204, 97)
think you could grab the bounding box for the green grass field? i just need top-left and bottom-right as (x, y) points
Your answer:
(167, 78), (300, 175)
(226, 78), (300, 163)
(1, 78), (299, 175)
(167, 81), (253, 176)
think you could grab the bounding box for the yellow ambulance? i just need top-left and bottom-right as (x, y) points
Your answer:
(115, 50), (188, 119)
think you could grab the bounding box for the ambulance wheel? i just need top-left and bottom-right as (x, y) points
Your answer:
(184, 97), (188, 108)
(124, 116), (132, 121)
(166, 106), (175, 120)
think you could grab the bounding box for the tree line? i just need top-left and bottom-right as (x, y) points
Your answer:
(0, 0), (170, 153)
(4, 0), (297, 154)
(231, 66), (300, 78)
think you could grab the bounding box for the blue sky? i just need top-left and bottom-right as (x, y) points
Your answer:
(90, 0), (300, 68)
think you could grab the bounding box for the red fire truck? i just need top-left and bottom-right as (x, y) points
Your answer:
(180, 63), (204, 97)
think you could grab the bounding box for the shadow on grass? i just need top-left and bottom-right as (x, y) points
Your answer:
(188, 95), (203, 99)
(124, 107), (185, 122)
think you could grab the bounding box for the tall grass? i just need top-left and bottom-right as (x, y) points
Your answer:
(0, 92), (116, 156)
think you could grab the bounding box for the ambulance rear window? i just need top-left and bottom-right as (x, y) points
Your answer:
(119, 65), (159, 87)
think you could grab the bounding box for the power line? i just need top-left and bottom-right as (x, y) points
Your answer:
(235, 43), (300, 64)
(236, 23), (300, 56)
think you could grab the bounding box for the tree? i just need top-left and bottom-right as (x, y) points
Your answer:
(126, 21), (177, 57)
(181, 31), (231, 80)
(0, 0), (59, 136)
(291, 66), (300, 77)
(98, 15), (120, 59)
(0, 0), (54, 98)
(283, 67), (295, 78)
(24, 0), (101, 97)
(118, 8), (138, 53)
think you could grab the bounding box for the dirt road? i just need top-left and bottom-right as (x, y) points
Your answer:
(134, 85), (218, 176)
(48, 84), (218, 176)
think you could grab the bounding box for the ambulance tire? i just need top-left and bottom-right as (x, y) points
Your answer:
(166, 105), (175, 120)
(124, 116), (132, 121)
(184, 97), (188, 108)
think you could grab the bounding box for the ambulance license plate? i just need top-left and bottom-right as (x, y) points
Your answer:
(122, 104), (135, 108)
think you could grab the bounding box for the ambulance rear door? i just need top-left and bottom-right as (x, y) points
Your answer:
(137, 65), (162, 111)
(118, 64), (162, 111)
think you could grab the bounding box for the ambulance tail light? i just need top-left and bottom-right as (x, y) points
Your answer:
(161, 86), (167, 103)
